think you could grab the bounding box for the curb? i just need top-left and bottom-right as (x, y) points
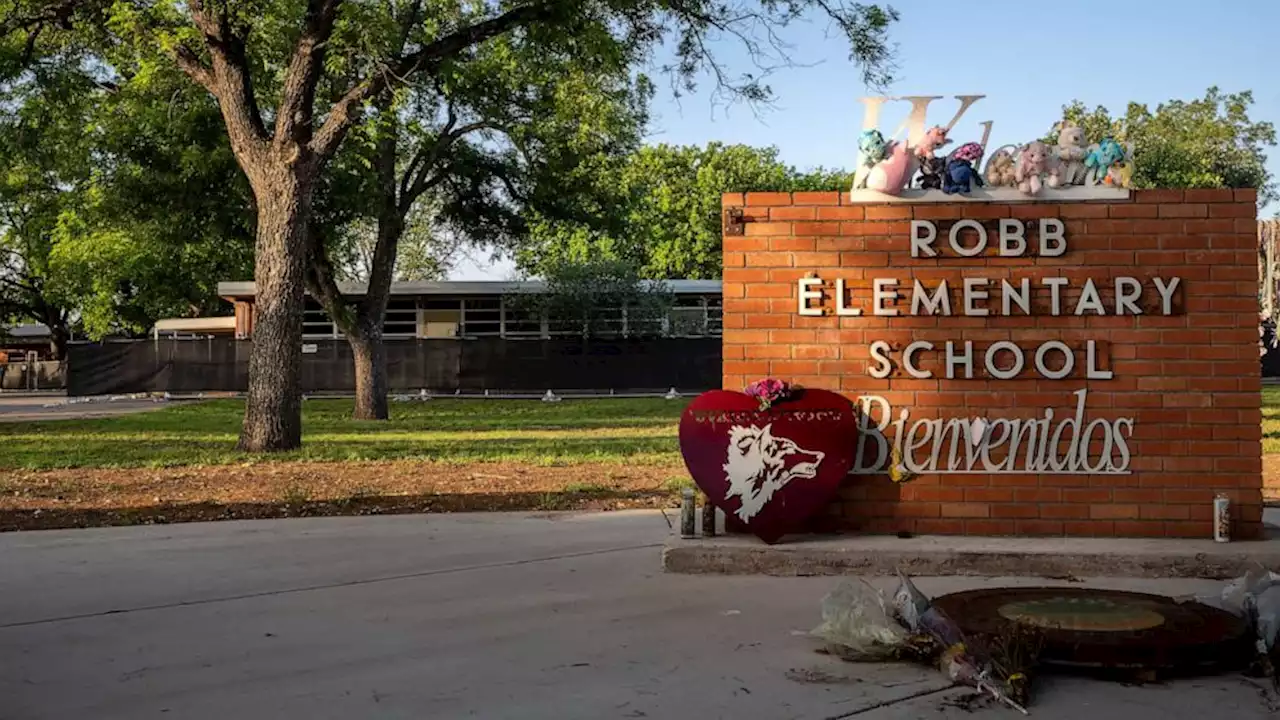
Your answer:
(662, 534), (1280, 580)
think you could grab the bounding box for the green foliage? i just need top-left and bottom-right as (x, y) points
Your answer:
(3, 0), (899, 348)
(0, 397), (685, 469)
(523, 257), (674, 339)
(1048, 88), (1276, 206)
(516, 143), (848, 279)
(314, 19), (654, 289)
(0, 15), (251, 344)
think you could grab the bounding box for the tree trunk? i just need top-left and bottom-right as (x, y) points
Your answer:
(238, 169), (313, 452)
(342, 117), (403, 421)
(348, 321), (389, 420)
(47, 326), (68, 361)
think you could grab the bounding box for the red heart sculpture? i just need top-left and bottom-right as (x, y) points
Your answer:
(678, 388), (858, 544)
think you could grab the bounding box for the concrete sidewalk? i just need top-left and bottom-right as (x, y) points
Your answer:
(0, 511), (1275, 719)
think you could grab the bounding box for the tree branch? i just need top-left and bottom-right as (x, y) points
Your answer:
(400, 116), (501, 213)
(360, 116), (401, 321)
(0, 272), (40, 296)
(399, 100), (455, 200)
(274, 0), (342, 147)
(0, 0), (84, 38)
(172, 43), (215, 93)
(309, 0), (557, 162)
(183, 0), (269, 158)
(395, 0), (423, 54)
(304, 225), (356, 333)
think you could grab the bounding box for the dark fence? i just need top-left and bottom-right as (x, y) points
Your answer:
(67, 337), (722, 396)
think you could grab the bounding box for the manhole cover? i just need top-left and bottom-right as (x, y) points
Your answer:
(997, 597), (1166, 632)
(931, 587), (1250, 671)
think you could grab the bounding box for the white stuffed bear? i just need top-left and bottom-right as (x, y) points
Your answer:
(1047, 122), (1088, 187)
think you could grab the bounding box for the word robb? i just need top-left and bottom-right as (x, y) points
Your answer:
(791, 218), (1185, 475)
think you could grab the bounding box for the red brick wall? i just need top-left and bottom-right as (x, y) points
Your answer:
(721, 189), (1262, 539)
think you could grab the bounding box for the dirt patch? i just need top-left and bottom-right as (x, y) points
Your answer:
(0, 460), (687, 531)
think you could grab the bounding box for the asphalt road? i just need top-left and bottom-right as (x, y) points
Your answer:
(0, 511), (1276, 719)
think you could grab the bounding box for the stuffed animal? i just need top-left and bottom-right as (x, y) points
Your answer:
(865, 140), (913, 195)
(914, 126), (951, 160)
(918, 156), (946, 189)
(1085, 137), (1127, 186)
(984, 146), (1017, 187)
(1047, 122), (1088, 187)
(1015, 141), (1049, 196)
(913, 126), (950, 190)
(858, 129), (890, 168)
(942, 142), (985, 194)
(1106, 159), (1134, 188)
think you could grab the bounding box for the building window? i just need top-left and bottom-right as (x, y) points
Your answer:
(303, 298), (334, 338)
(548, 304), (625, 337)
(707, 296), (723, 335)
(461, 297), (502, 336)
(503, 299), (544, 337)
(668, 296), (708, 336)
(383, 298), (418, 337)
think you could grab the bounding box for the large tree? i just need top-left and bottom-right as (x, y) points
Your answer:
(305, 19), (649, 420)
(1049, 87), (1276, 206)
(515, 142), (849, 279)
(0, 10), (251, 357)
(10, 0), (896, 450)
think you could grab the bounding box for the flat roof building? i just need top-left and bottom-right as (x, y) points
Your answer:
(216, 280), (724, 341)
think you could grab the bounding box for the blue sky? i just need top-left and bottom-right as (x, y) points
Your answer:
(451, 0), (1279, 279)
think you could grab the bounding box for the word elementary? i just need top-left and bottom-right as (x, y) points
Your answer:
(797, 219), (1182, 319)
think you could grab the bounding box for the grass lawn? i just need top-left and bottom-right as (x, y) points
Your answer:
(0, 398), (686, 470)
(1, 391), (1275, 531)
(1265, 387), (1280, 455)
(0, 398), (692, 531)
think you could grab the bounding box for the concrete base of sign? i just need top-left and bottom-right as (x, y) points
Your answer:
(662, 531), (1280, 579)
(847, 186), (1130, 203)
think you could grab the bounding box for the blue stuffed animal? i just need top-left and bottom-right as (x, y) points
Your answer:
(858, 129), (889, 168)
(942, 142), (986, 194)
(1085, 138), (1127, 185)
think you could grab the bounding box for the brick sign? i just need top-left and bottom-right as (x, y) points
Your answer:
(721, 189), (1262, 539)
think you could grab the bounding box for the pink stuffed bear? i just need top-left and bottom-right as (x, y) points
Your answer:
(1016, 141), (1049, 196)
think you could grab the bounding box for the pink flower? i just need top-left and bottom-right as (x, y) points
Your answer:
(744, 377), (791, 410)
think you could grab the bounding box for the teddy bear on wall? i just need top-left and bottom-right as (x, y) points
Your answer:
(1015, 141), (1049, 196)
(983, 145), (1017, 187)
(942, 142), (986, 194)
(1047, 122), (1088, 187)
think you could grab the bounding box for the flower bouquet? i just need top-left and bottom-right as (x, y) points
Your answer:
(744, 378), (792, 411)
